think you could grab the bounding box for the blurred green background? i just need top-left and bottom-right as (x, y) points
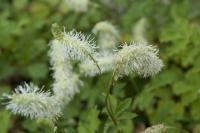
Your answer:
(1, 0), (200, 132)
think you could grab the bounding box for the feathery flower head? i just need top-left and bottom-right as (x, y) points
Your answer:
(64, 0), (89, 12)
(49, 40), (66, 64)
(49, 41), (83, 105)
(92, 21), (120, 39)
(133, 18), (148, 42)
(4, 83), (61, 121)
(92, 21), (119, 49)
(98, 34), (119, 49)
(62, 30), (96, 60)
(115, 42), (163, 77)
(49, 36), (83, 105)
(51, 24), (96, 61)
(51, 23), (101, 72)
(52, 63), (83, 104)
(140, 124), (167, 133)
(80, 52), (115, 77)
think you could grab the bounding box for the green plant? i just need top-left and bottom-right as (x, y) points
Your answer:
(3, 21), (164, 131)
(1, 0), (200, 133)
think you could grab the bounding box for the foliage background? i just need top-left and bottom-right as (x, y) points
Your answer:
(0, 0), (200, 132)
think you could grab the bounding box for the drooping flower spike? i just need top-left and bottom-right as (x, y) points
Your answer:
(92, 21), (120, 38)
(3, 22), (164, 126)
(92, 21), (120, 50)
(64, 0), (89, 12)
(4, 24), (91, 121)
(133, 18), (148, 42)
(50, 61), (82, 102)
(49, 24), (84, 105)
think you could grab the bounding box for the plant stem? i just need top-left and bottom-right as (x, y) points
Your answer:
(88, 53), (101, 73)
(105, 68), (118, 125)
(130, 78), (139, 106)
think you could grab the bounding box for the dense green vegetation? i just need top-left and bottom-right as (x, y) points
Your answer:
(0, 0), (200, 133)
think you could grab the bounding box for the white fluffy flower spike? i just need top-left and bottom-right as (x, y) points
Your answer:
(133, 18), (148, 42)
(4, 83), (61, 120)
(63, 30), (96, 60)
(140, 124), (167, 133)
(92, 21), (120, 49)
(92, 21), (120, 38)
(115, 42), (163, 77)
(49, 24), (84, 105)
(2, 22), (164, 125)
(64, 0), (89, 12)
(51, 24), (101, 72)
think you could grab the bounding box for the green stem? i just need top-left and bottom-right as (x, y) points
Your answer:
(106, 100), (117, 125)
(88, 53), (101, 73)
(105, 68), (118, 125)
(131, 78), (139, 106)
(53, 126), (58, 133)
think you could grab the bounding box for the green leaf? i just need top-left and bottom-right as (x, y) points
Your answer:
(116, 98), (132, 116)
(26, 63), (48, 79)
(78, 107), (100, 133)
(0, 110), (11, 133)
(118, 112), (137, 120)
(181, 90), (198, 106)
(172, 82), (191, 95)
